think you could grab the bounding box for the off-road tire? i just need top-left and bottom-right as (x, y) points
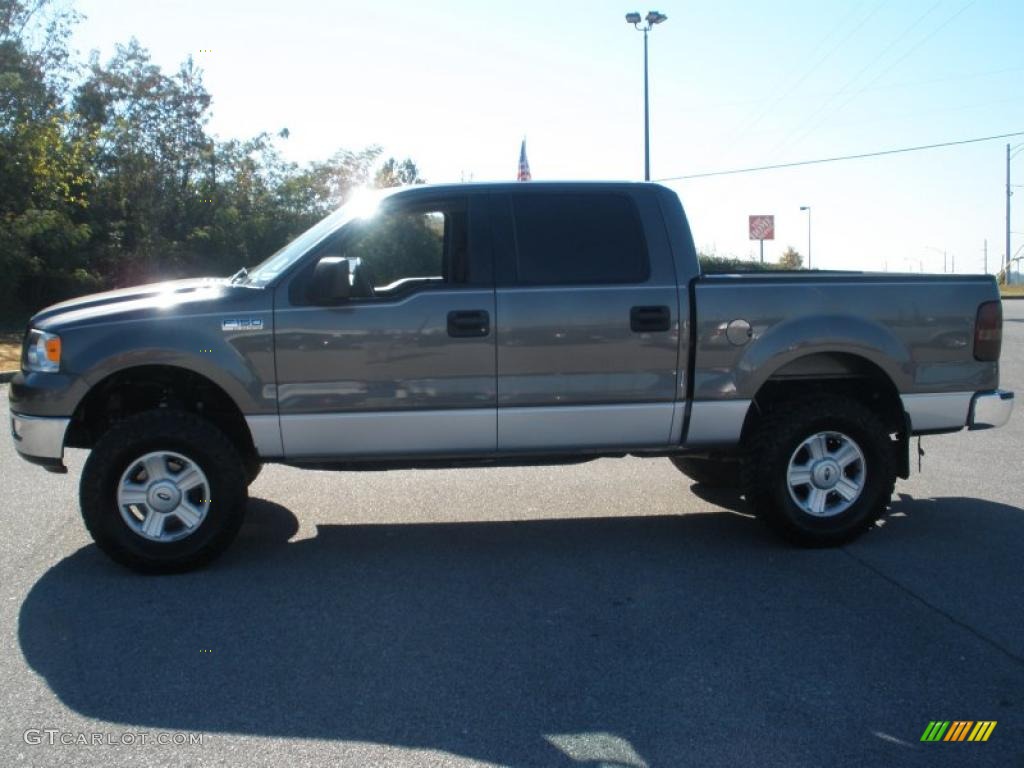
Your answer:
(80, 410), (248, 573)
(742, 395), (897, 546)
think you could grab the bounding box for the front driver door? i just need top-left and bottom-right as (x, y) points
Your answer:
(274, 194), (496, 459)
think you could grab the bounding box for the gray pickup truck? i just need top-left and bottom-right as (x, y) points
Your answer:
(9, 182), (1014, 571)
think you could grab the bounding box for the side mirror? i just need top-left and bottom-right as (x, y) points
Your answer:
(309, 256), (351, 303)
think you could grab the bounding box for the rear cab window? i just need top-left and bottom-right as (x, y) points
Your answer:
(509, 193), (650, 285)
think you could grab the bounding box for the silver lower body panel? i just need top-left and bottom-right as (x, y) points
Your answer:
(901, 392), (973, 433)
(683, 399), (751, 446)
(497, 403), (674, 451)
(279, 408), (496, 458)
(10, 412), (69, 460)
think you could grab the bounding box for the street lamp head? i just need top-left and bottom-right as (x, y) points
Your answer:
(800, 206), (810, 211)
(625, 12), (642, 24)
(646, 10), (668, 24)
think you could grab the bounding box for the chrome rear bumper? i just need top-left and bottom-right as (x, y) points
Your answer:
(968, 390), (1014, 430)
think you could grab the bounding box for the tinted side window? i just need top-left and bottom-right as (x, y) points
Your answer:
(511, 194), (648, 285)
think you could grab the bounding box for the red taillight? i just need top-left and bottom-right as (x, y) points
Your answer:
(974, 301), (1002, 361)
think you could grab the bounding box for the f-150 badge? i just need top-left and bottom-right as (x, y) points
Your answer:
(221, 318), (264, 331)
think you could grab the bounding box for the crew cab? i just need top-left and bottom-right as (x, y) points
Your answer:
(9, 182), (1014, 571)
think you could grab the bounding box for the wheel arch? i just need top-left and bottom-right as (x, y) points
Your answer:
(741, 351), (909, 478)
(732, 314), (911, 399)
(65, 364), (260, 466)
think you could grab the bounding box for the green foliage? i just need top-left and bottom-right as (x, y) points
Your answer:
(374, 157), (423, 188)
(1, 0), (91, 309)
(698, 246), (805, 274)
(778, 246), (804, 269)
(346, 211), (443, 290)
(0, 0), (426, 319)
(699, 253), (787, 273)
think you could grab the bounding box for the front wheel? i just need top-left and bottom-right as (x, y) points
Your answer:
(80, 410), (248, 573)
(742, 395), (897, 547)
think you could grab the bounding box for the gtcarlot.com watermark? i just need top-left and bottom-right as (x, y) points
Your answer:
(24, 729), (205, 747)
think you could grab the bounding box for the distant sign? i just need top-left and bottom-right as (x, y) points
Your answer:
(749, 215), (775, 241)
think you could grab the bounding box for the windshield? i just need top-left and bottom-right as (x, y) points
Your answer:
(243, 191), (385, 286)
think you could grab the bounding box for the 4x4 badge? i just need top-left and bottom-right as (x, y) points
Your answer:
(221, 318), (264, 332)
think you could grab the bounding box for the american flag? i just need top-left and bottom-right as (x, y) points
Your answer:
(517, 139), (531, 182)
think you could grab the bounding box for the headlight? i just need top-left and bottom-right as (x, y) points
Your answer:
(24, 329), (61, 373)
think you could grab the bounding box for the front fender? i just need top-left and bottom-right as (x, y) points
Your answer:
(68, 314), (276, 416)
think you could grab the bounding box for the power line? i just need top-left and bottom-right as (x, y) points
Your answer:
(685, 64), (1024, 114)
(655, 130), (1024, 182)
(769, 1), (944, 158)
(722, 1), (883, 155)
(778, 0), (978, 155)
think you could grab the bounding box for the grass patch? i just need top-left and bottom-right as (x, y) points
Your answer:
(1000, 284), (1024, 298)
(0, 333), (21, 370)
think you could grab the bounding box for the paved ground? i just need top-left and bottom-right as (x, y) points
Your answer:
(2, 304), (1023, 768)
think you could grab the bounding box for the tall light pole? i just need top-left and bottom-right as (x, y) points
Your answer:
(625, 11), (667, 181)
(799, 206), (812, 268)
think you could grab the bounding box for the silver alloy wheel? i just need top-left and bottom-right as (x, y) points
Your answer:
(117, 451), (211, 542)
(786, 431), (866, 518)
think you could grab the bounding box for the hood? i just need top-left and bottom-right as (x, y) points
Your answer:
(30, 277), (255, 330)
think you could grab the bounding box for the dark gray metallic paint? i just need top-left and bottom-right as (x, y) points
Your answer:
(10, 278), (277, 418)
(493, 285), (679, 407)
(491, 187), (683, 412)
(7, 182), (1007, 463)
(273, 289), (497, 414)
(691, 275), (999, 401)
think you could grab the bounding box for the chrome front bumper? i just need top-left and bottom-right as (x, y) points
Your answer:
(10, 412), (69, 463)
(968, 390), (1014, 430)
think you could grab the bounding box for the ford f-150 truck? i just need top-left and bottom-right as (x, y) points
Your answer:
(8, 182), (1014, 572)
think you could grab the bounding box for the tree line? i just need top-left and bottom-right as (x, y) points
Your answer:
(699, 246), (803, 272)
(1, 0), (422, 321)
(2, 0), (807, 323)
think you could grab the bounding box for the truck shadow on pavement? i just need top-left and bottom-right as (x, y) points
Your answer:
(18, 496), (1024, 767)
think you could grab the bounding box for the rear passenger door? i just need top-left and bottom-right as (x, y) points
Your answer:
(491, 189), (681, 452)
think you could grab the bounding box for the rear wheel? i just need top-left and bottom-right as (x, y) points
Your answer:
(742, 395), (896, 546)
(669, 456), (738, 488)
(80, 410), (247, 573)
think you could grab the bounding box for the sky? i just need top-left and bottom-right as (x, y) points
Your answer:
(68, 0), (1024, 273)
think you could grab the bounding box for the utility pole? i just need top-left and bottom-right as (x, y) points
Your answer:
(984, 239), (988, 274)
(800, 205), (812, 269)
(1008, 143), (1013, 283)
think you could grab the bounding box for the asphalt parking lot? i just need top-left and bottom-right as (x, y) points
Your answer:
(2, 303), (1023, 768)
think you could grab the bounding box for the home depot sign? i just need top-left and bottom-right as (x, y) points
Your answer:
(748, 215), (775, 241)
